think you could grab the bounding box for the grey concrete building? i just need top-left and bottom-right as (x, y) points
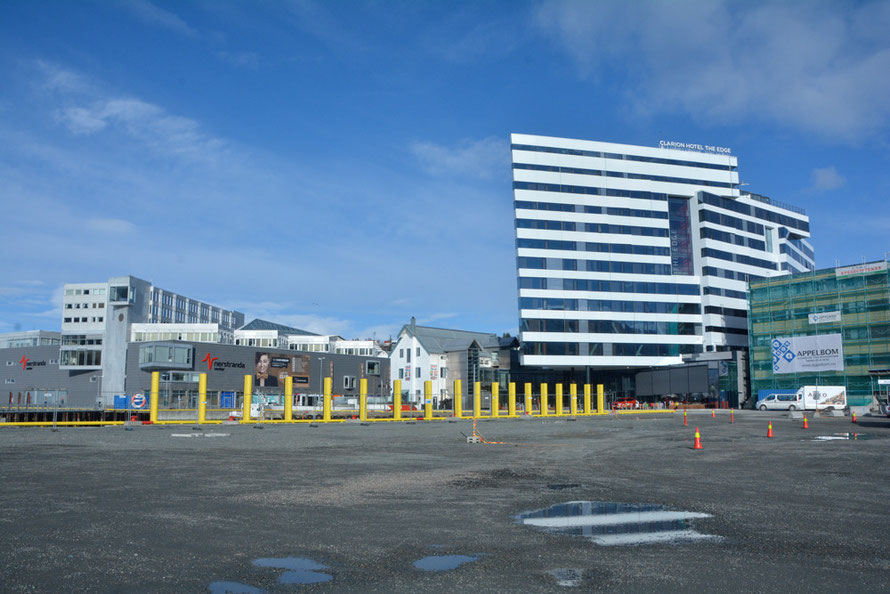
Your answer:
(60, 275), (244, 404)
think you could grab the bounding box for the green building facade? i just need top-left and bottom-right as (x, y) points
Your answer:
(748, 260), (890, 407)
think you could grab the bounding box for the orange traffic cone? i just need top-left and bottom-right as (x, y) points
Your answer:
(711, 409), (716, 419)
(730, 409), (734, 424)
(767, 422), (774, 438)
(803, 416), (809, 429)
(693, 427), (702, 449)
(683, 409), (688, 426)
(851, 412), (856, 423)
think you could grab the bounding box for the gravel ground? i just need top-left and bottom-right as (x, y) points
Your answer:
(1, 410), (888, 593)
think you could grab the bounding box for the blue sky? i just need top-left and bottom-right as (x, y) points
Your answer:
(1, 0), (889, 340)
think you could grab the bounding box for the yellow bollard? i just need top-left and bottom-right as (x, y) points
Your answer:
(570, 383), (578, 417)
(491, 381), (499, 418)
(359, 378), (367, 422)
(424, 380), (433, 421)
(284, 376), (293, 423)
(541, 383), (549, 416)
(584, 384), (591, 415)
(524, 382), (533, 415)
(393, 379), (402, 421)
(597, 383), (605, 414)
(242, 374), (252, 423)
(508, 382), (516, 417)
(555, 384), (564, 416)
(198, 373), (207, 424)
(474, 382), (482, 418)
(323, 377), (332, 422)
(149, 371), (159, 424)
(453, 379), (463, 418)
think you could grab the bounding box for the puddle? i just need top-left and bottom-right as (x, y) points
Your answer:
(547, 568), (583, 587)
(208, 581), (264, 593)
(171, 433), (230, 438)
(413, 554), (479, 571)
(811, 432), (885, 441)
(516, 501), (720, 546)
(548, 484), (582, 490)
(253, 557), (332, 584)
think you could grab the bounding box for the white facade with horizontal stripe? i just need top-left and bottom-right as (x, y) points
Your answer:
(512, 133), (813, 369)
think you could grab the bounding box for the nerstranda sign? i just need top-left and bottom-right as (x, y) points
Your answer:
(835, 261), (887, 277)
(772, 334), (843, 374)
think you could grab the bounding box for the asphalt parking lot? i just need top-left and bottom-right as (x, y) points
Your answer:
(1, 410), (888, 592)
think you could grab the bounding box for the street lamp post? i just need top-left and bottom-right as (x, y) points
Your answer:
(318, 356), (326, 404)
(96, 373), (104, 412)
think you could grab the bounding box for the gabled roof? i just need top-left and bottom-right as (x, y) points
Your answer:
(499, 335), (520, 348)
(398, 324), (500, 354)
(238, 318), (318, 336)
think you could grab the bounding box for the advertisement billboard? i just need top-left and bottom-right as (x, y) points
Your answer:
(835, 261), (886, 277)
(254, 352), (311, 388)
(772, 334), (843, 374)
(808, 311), (841, 325)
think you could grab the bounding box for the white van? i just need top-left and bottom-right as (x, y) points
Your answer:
(757, 386), (847, 411)
(757, 393), (801, 411)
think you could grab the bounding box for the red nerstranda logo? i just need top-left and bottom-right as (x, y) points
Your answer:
(20, 356), (30, 370)
(202, 353), (218, 371)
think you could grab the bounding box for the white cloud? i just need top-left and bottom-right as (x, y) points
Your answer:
(86, 218), (136, 233)
(47, 79), (228, 165)
(807, 166), (846, 193)
(410, 136), (510, 179)
(284, 0), (356, 49)
(534, 0), (890, 142)
(217, 51), (260, 69)
(1, 61), (519, 339)
(354, 323), (401, 342)
(58, 106), (108, 134)
(35, 60), (91, 94)
(423, 11), (524, 63)
(265, 313), (353, 337)
(419, 312), (458, 324)
(834, 213), (890, 233)
(122, 0), (198, 37)
(0, 287), (30, 297)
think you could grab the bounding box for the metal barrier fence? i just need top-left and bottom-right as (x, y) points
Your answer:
(1, 372), (675, 427)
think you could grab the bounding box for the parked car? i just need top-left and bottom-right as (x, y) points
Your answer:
(757, 393), (800, 411)
(612, 397), (638, 410)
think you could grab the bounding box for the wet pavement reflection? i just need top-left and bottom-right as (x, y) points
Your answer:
(517, 501), (720, 546)
(413, 554), (480, 571)
(208, 581), (264, 593)
(253, 557), (332, 584)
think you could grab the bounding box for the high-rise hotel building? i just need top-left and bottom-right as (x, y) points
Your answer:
(513, 134), (813, 369)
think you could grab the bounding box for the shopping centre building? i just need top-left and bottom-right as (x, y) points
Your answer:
(2, 276), (387, 410)
(748, 260), (890, 409)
